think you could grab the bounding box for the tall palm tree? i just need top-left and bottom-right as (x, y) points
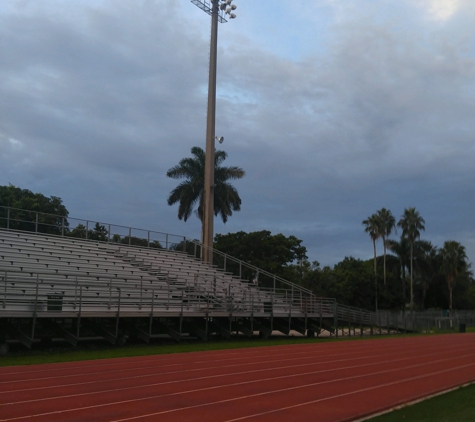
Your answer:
(376, 208), (396, 285)
(397, 207), (425, 313)
(166, 146), (245, 234)
(363, 213), (381, 311)
(413, 240), (438, 311)
(386, 237), (410, 310)
(440, 241), (468, 311)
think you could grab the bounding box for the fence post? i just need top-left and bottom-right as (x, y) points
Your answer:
(62, 217), (65, 237)
(35, 212), (39, 233)
(86, 221), (89, 240)
(128, 228), (132, 245)
(6, 207), (10, 230)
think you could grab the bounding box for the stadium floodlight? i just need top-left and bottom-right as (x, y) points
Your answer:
(191, 0), (236, 23)
(190, 0), (237, 264)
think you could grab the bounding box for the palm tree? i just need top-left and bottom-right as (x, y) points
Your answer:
(166, 146), (245, 233)
(440, 241), (468, 311)
(413, 240), (438, 310)
(386, 237), (410, 310)
(376, 208), (396, 285)
(397, 207), (425, 313)
(363, 213), (381, 311)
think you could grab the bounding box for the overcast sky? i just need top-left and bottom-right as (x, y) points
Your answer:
(1, 0), (474, 267)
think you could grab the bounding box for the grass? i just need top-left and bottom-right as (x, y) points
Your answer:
(367, 383), (475, 421)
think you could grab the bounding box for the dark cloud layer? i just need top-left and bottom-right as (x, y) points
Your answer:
(1, 0), (474, 266)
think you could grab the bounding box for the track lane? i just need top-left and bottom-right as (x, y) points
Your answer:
(1, 334), (474, 422)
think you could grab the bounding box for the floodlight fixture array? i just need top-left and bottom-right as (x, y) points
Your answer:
(191, 0), (236, 23)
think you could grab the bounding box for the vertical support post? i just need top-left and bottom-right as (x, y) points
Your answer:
(128, 228), (132, 246)
(32, 275), (39, 340)
(7, 207), (10, 230)
(334, 302), (339, 338)
(108, 224), (111, 242)
(86, 221), (89, 240)
(115, 288), (121, 340)
(35, 213), (39, 233)
(147, 231), (150, 247)
(270, 293), (274, 332)
(73, 276), (78, 310)
(360, 310), (363, 337)
(180, 291), (184, 336)
(202, 0), (220, 265)
(149, 291), (155, 337)
(140, 278), (143, 310)
(166, 234), (169, 250)
(77, 285), (82, 338)
(319, 299), (323, 334)
(3, 272), (7, 309)
(62, 217), (65, 237)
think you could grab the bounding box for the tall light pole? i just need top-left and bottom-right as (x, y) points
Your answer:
(191, 0), (237, 264)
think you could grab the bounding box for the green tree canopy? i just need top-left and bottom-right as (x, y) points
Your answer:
(213, 230), (307, 283)
(166, 146), (245, 224)
(0, 184), (69, 234)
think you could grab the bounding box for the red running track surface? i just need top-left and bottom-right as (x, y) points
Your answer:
(1, 334), (474, 422)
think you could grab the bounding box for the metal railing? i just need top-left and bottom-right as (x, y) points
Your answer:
(0, 206), (316, 302)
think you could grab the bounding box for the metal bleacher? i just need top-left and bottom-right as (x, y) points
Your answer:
(1, 207), (438, 351)
(0, 206), (342, 348)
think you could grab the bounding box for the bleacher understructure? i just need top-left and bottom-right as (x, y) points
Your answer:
(1, 209), (473, 351)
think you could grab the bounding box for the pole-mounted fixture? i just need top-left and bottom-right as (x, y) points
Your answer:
(190, 0), (237, 264)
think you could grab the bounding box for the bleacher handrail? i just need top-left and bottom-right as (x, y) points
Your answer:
(0, 205), (317, 300)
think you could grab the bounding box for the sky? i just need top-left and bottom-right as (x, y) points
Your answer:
(1, 0), (475, 267)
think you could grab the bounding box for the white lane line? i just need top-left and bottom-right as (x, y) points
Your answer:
(112, 361), (475, 421)
(0, 347), (363, 382)
(4, 343), (472, 401)
(0, 352), (472, 421)
(221, 364), (475, 422)
(0, 339), (463, 387)
(0, 350), (421, 405)
(3, 335), (456, 377)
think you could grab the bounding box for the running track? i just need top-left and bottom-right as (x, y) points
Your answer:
(1, 334), (474, 422)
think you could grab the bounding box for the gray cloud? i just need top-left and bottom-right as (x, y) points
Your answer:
(1, 0), (474, 266)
